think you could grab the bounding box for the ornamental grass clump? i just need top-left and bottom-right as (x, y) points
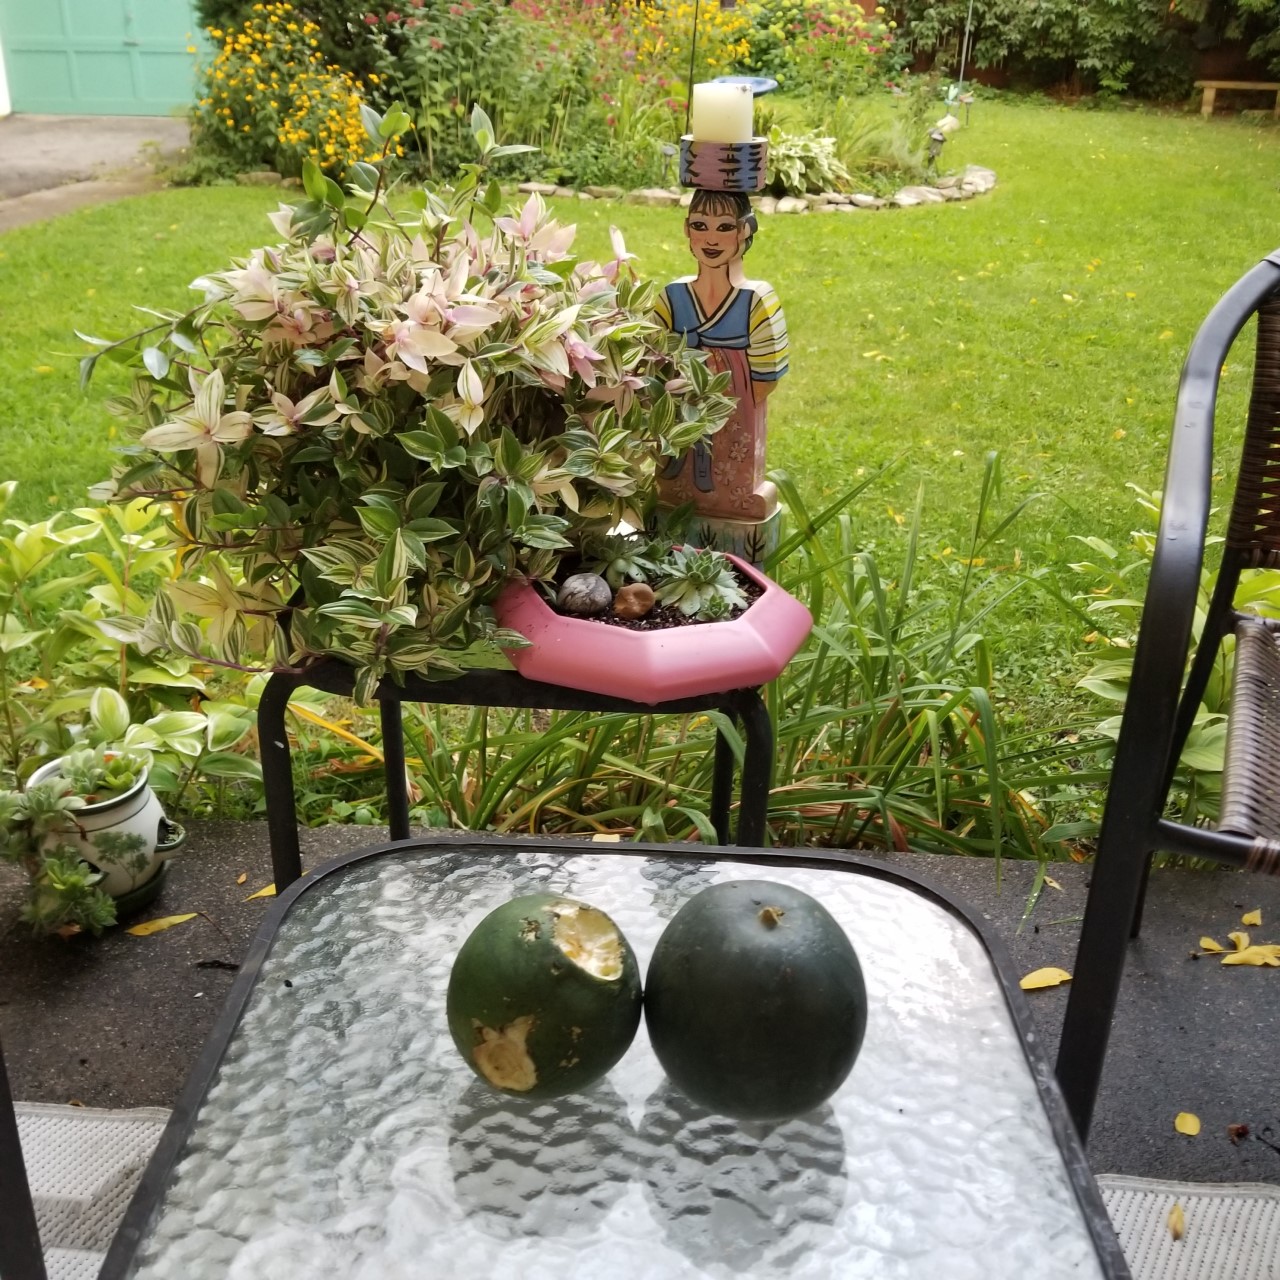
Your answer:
(87, 108), (734, 703)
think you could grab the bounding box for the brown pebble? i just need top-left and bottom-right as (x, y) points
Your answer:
(613, 582), (655, 619)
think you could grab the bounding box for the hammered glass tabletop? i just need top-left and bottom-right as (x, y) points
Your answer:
(126, 847), (1105, 1279)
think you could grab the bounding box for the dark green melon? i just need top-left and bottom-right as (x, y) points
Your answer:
(644, 880), (867, 1121)
(447, 893), (642, 1099)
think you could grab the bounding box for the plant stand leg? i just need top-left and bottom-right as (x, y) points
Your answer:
(259, 672), (303, 891)
(379, 695), (411, 841)
(710, 719), (734, 844)
(0, 1033), (46, 1280)
(736, 692), (773, 847)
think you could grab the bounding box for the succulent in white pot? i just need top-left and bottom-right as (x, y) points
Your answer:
(0, 689), (200, 935)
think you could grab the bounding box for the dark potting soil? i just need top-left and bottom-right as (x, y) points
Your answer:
(551, 568), (763, 632)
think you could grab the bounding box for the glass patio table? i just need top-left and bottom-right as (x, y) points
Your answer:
(101, 837), (1128, 1279)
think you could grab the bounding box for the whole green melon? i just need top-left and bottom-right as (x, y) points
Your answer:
(644, 880), (867, 1121)
(447, 893), (643, 1099)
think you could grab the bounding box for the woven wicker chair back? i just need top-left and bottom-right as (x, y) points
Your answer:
(1227, 295), (1280, 564)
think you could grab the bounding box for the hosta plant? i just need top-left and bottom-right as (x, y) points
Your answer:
(86, 108), (734, 702)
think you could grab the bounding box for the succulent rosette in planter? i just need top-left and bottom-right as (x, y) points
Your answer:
(87, 108), (738, 703)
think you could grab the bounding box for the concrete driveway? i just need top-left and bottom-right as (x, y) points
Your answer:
(0, 114), (189, 231)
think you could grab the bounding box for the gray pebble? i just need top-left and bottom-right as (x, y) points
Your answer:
(558, 573), (612, 615)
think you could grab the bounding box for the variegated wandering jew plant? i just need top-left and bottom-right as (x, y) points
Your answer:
(85, 107), (734, 702)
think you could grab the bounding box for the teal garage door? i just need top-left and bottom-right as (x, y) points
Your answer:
(0, 0), (198, 115)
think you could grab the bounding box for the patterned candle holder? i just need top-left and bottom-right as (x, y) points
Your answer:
(679, 137), (768, 193)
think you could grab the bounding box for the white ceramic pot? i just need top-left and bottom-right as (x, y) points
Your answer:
(27, 759), (186, 897)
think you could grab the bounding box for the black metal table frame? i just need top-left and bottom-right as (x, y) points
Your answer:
(259, 662), (774, 890)
(99, 834), (1130, 1279)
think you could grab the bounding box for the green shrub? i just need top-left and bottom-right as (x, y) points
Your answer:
(898, 0), (1193, 97)
(740, 0), (903, 98)
(189, 2), (382, 177)
(196, 0), (415, 93)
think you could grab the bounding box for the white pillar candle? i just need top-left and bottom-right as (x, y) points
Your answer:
(689, 82), (754, 144)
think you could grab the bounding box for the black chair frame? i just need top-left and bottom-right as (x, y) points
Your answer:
(1056, 250), (1280, 1140)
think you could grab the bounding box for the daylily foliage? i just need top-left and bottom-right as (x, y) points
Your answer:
(86, 108), (733, 701)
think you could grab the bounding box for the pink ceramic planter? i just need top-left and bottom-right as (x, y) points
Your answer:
(494, 553), (813, 704)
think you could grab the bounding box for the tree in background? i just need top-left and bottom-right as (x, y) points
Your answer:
(896, 0), (1280, 97)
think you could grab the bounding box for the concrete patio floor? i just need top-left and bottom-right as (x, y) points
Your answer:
(1, 821), (1278, 1186)
(0, 114), (189, 233)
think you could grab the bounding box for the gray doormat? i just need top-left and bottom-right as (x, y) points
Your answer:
(1098, 1173), (1280, 1280)
(17, 1101), (169, 1278)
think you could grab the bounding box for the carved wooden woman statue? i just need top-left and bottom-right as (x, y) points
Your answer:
(655, 189), (789, 540)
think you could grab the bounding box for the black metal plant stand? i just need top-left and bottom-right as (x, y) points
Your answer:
(258, 660), (774, 890)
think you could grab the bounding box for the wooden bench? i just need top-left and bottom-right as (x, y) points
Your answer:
(1195, 79), (1280, 118)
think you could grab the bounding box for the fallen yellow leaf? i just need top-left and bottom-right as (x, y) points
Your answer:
(1168, 1202), (1185, 1241)
(1020, 966), (1072, 990)
(1242, 909), (1262, 927)
(1199, 937), (1224, 953)
(1159, 329), (1174, 340)
(1113, 428), (1126, 440)
(125, 913), (198, 937)
(245, 884), (277, 900)
(1044, 876), (1063, 891)
(1174, 1112), (1201, 1136)
(235, 872), (248, 885)
(1229, 931), (1250, 951)
(1222, 945), (1280, 967)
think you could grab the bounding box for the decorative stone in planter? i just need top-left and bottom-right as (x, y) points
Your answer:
(27, 758), (185, 903)
(494, 553), (812, 704)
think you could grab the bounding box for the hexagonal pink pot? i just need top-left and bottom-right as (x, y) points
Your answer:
(494, 554), (812, 704)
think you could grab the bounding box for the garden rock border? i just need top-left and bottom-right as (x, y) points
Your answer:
(518, 165), (997, 213)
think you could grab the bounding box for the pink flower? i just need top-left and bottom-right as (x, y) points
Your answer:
(564, 334), (604, 385)
(385, 8), (401, 19)
(429, 35), (444, 48)
(363, 11), (378, 22)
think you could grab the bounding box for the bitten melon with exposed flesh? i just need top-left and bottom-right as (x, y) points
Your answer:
(446, 893), (643, 1099)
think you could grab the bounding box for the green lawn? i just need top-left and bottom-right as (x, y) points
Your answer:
(3, 99), (1279, 715)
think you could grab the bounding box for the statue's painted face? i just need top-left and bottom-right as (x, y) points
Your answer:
(684, 211), (748, 268)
